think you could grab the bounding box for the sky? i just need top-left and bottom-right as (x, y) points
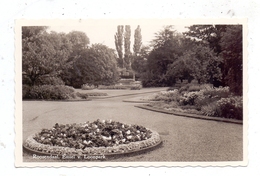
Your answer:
(47, 21), (190, 51)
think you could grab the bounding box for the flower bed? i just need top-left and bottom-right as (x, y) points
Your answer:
(148, 85), (243, 120)
(24, 120), (161, 156)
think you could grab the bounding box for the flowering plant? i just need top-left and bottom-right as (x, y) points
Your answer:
(24, 120), (161, 155)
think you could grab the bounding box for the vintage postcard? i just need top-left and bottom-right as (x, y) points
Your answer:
(15, 19), (248, 167)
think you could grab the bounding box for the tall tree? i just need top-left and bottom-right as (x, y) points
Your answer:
(167, 45), (222, 85)
(72, 44), (119, 87)
(132, 45), (149, 77)
(145, 26), (183, 86)
(61, 31), (90, 86)
(184, 25), (227, 55)
(22, 27), (71, 86)
(220, 25), (243, 95)
(124, 25), (131, 69)
(114, 25), (124, 68)
(133, 25), (142, 56)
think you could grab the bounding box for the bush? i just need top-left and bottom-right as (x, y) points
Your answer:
(187, 84), (201, 92)
(217, 96), (243, 120)
(201, 101), (221, 117)
(201, 96), (243, 120)
(118, 79), (135, 85)
(76, 92), (89, 99)
(202, 86), (230, 98)
(35, 76), (65, 86)
(22, 84), (31, 99)
(81, 84), (95, 90)
(130, 84), (142, 90)
(178, 91), (200, 105)
(152, 90), (179, 102)
(194, 95), (220, 110)
(27, 85), (76, 100)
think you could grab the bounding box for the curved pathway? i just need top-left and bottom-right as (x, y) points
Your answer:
(22, 92), (243, 162)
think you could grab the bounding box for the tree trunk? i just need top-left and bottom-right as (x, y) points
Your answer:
(133, 71), (136, 81)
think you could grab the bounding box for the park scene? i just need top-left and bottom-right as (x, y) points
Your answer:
(22, 23), (243, 162)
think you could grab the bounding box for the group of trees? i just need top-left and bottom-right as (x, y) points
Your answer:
(22, 26), (119, 88)
(139, 25), (243, 96)
(22, 24), (243, 96)
(114, 25), (143, 78)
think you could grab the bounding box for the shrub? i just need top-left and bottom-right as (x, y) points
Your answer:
(178, 91), (200, 105)
(27, 85), (76, 100)
(81, 84), (95, 90)
(194, 95), (220, 110)
(76, 92), (89, 99)
(201, 96), (243, 120)
(118, 79), (135, 85)
(22, 84), (31, 99)
(216, 96), (243, 120)
(201, 101), (221, 117)
(187, 84), (201, 92)
(130, 84), (142, 90)
(152, 90), (179, 102)
(178, 84), (191, 93)
(202, 86), (230, 98)
(35, 76), (65, 86)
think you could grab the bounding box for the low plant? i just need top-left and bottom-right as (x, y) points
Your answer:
(76, 92), (89, 99)
(22, 84), (31, 99)
(201, 101), (221, 117)
(26, 85), (76, 100)
(83, 92), (108, 96)
(35, 76), (65, 86)
(216, 96), (243, 120)
(81, 84), (95, 90)
(98, 85), (129, 90)
(178, 91), (200, 105)
(130, 84), (142, 90)
(202, 86), (230, 98)
(152, 90), (179, 102)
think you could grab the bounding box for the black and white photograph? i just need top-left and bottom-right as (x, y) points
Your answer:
(15, 19), (247, 167)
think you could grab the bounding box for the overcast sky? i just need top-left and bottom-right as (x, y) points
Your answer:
(48, 23), (190, 51)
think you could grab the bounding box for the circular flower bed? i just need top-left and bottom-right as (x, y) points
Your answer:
(24, 120), (161, 156)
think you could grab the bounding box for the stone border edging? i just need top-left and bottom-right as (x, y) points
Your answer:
(90, 90), (166, 100)
(23, 130), (162, 160)
(135, 105), (243, 125)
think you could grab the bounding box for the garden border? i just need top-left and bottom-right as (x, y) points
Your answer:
(23, 130), (162, 161)
(135, 104), (243, 125)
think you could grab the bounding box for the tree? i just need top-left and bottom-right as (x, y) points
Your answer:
(114, 25), (124, 68)
(220, 25), (243, 95)
(124, 25), (132, 69)
(22, 27), (71, 86)
(131, 25), (143, 80)
(133, 25), (142, 56)
(66, 31), (90, 61)
(166, 52), (194, 83)
(61, 31), (90, 86)
(145, 26), (183, 86)
(189, 45), (222, 84)
(132, 46), (149, 75)
(184, 25), (227, 55)
(72, 44), (119, 87)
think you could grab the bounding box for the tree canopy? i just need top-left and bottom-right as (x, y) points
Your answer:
(71, 44), (119, 87)
(22, 27), (72, 86)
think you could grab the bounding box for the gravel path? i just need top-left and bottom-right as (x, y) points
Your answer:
(22, 92), (243, 162)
